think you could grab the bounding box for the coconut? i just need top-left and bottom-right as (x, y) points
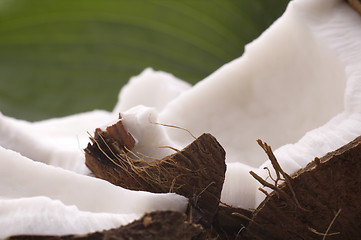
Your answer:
(1, 0), (361, 238)
(84, 117), (226, 228)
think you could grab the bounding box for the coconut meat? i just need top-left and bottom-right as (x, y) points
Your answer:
(1, 0), (361, 236)
(0, 197), (142, 238)
(0, 145), (188, 237)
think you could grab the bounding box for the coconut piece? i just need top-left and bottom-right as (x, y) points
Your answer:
(0, 145), (188, 238)
(3, 0), (361, 237)
(85, 119), (226, 228)
(0, 145), (187, 215)
(242, 136), (361, 239)
(8, 211), (202, 240)
(0, 197), (142, 238)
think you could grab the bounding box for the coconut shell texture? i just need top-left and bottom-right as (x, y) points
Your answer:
(242, 136), (361, 239)
(84, 119), (227, 229)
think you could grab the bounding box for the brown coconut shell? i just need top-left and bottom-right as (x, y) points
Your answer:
(84, 118), (227, 229)
(241, 136), (361, 239)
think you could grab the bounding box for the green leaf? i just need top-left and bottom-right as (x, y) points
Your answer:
(0, 0), (289, 121)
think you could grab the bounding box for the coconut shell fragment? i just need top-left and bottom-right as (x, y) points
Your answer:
(8, 211), (202, 240)
(84, 118), (226, 228)
(241, 136), (361, 239)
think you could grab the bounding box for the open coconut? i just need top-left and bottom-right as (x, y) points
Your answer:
(1, 0), (361, 238)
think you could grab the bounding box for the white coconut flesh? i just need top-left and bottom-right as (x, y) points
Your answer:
(0, 145), (188, 238)
(1, 0), (361, 237)
(0, 197), (142, 237)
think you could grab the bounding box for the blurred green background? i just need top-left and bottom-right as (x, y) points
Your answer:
(0, 0), (289, 121)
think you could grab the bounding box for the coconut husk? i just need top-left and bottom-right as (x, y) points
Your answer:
(8, 211), (202, 240)
(84, 118), (226, 229)
(241, 136), (361, 239)
(213, 205), (252, 240)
